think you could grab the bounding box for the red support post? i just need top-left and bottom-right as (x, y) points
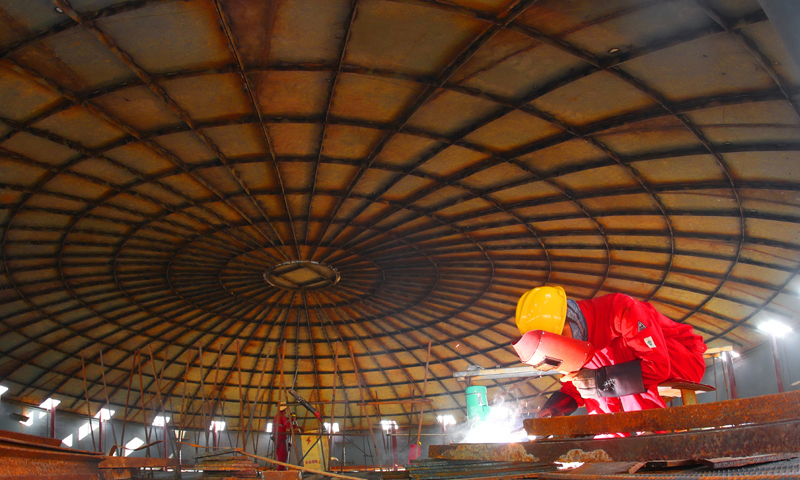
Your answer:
(722, 352), (738, 399)
(769, 333), (785, 393)
(391, 424), (398, 471)
(50, 405), (56, 439)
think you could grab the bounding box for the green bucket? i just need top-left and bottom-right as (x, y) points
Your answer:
(465, 386), (491, 421)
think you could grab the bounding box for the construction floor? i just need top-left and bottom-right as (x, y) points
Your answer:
(388, 455), (800, 479)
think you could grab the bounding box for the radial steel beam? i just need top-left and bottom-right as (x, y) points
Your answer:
(768, 333), (785, 393)
(431, 417), (800, 464)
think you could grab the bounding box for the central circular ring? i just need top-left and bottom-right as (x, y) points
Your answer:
(264, 260), (341, 291)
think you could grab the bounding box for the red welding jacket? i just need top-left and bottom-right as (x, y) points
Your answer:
(275, 411), (292, 442)
(559, 293), (707, 414)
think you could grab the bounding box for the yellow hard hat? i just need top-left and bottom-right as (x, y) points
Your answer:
(515, 286), (567, 335)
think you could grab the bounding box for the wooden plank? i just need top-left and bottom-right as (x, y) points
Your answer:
(681, 389), (698, 405)
(704, 346), (733, 357)
(524, 390), (800, 437)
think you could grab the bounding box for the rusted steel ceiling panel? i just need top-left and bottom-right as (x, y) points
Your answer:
(94, 1), (233, 74)
(0, 0), (799, 430)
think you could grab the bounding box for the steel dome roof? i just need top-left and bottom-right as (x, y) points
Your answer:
(1, 0), (799, 430)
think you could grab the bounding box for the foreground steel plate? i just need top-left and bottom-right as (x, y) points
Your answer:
(431, 418), (800, 464)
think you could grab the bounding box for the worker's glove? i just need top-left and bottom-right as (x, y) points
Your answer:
(569, 360), (645, 399)
(536, 391), (578, 418)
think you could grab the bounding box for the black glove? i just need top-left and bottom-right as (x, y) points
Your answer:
(570, 360), (646, 399)
(537, 391), (578, 418)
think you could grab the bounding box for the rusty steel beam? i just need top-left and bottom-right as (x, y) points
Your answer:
(431, 417), (800, 464)
(212, 0), (301, 260)
(700, 453), (799, 470)
(0, 430), (105, 480)
(97, 457), (178, 469)
(523, 390), (800, 437)
(261, 471), (303, 480)
(304, 0), (359, 248)
(539, 470), (795, 480)
(0, 430), (63, 449)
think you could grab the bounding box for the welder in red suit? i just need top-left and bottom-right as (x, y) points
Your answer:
(514, 286), (707, 420)
(273, 403), (292, 470)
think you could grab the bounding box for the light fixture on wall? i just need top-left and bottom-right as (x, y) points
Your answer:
(380, 419), (397, 432)
(124, 438), (145, 457)
(95, 408), (115, 421)
(209, 420), (226, 432)
(324, 422), (340, 433)
(758, 319), (792, 338)
(209, 420), (226, 449)
(721, 350), (740, 361)
(758, 319), (792, 393)
(152, 415), (170, 427)
(38, 398), (61, 439)
(39, 398), (60, 419)
(436, 415), (456, 426)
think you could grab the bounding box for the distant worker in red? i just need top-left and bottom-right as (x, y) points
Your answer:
(273, 403), (292, 470)
(512, 286), (707, 419)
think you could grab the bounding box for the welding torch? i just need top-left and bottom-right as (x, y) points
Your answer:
(288, 389), (326, 426)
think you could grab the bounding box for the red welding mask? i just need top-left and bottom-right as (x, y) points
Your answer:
(512, 330), (594, 373)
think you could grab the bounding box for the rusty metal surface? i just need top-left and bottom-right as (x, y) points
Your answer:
(0, 440), (104, 480)
(0, 0), (799, 432)
(0, 428), (63, 448)
(97, 457), (178, 469)
(262, 471), (303, 480)
(524, 390), (800, 437)
(431, 418), (800, 464)
(700, 453), (800, 470)
(564, 462), (646, 476)
(385, 458), (556, 480)
(540, 455), (800, 479)
(539, 473), (799, 480)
